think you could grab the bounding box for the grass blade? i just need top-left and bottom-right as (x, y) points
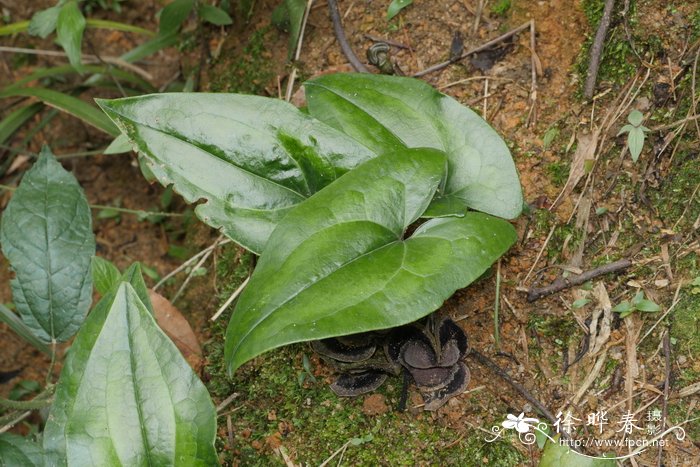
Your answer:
(0, 103), (43, 146)
(0, 87), (119, 136)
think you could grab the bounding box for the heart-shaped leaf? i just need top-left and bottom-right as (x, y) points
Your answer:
(43, 281), (218, 466)
(304, 73), (523, 219)
(0, 146), (95, 343)
(97, 94), (375, 253)
(225, 148), (517, 373)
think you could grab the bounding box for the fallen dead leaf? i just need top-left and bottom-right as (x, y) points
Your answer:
(551, 130), (599, 209)
(148, 289), (203, 370)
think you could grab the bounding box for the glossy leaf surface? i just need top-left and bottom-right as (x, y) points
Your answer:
(305, 73), (523, 219)
(0, 146), (95, 343)
(225, 149), (517, 373)
(98, 93), (374, 253)
(43, 282), (218, 466)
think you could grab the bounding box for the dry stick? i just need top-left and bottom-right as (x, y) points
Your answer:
(0, 46), (152, 80)
(211, 276), (250, 321)
(153, 239), (231, 290)
(657, 330), (671, 465)
(583, 0), (616, 99)
(413, 21), (531, 78)
(363, 34), (413, 50)
(469, 349), (558, 426)
(285, 0), (314, 101)
(327, 0), (368, 72)
(526, 20), (539, 126)
(171, 236), (223, 303)
(526, 258), (632, 302)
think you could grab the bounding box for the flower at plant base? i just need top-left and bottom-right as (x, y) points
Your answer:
(311, 316), (470, 411)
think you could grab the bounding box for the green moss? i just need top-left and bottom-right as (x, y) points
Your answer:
(546, 161), (569, 187)
(652, 153), (700, 231)
(209, 26), (274, 94)
(673, 284), (700, 356)
(491, 0), (512, 17)
(576, 0), (662, 94)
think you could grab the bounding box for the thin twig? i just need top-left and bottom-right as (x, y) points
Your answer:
(584, 0), (616, 99)
(171, 235), (224, 303)
(211, 275), (250, 321)
(285, 0), (314, 101)
(327, 0), (368, 72)
(413, 21), (531, 77)
(469, 349), (558, 426)
(657, 330), (671, 465)
(153, 239), (231, 290)
(527, 258), (632, 302)
(493, 260), (501, 350)
(363, 34), (413, 50)
(0, 46), (152, 80)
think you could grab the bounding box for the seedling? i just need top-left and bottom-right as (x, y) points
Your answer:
(618, 109), (650, 162)
(612, 291), (661, 318)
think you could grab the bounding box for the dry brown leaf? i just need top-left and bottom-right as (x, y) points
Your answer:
(551, 130), (599, 209)
(148, 289), (203, 370)
(7, 155), (31, 175)
(589, 282), (612, 355)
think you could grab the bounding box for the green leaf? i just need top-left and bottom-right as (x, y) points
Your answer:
(120, 32), (178, 63)
(543, 127), (559, 150)
(539, 437), (615, 466)
(612, 301), (632, 314)
(626, 127), (645, 162)
(616, 123), (634, 136)
(159, 0), (195, 35)
(91, 257), (121, 295)
(103, 133), (133, 154)
(43, 282), (218, 466)
(635, 299), (661, 313)
(631, 291), (644, 305)
(627, 109), (644, 127)
(4, 64), (154, 93)
(28, 6), (60, 38)
(0, 433), (43, 467)
(5, 17), (153, 38)
(271, 0), (306, 60)
(225, 149), (517, 373)
(387, 0), (413, 20)
(56, 1), (86, 70)
(572, 298), (590, 309)
(0, 87), (119, 136)
(304, 73), (522, 219)
(118, 263), (154, 314)
(0, 103), (43, 146)
(0, 146), (95, 343)
(97, 93), (375, 253)
(0, 20), (31, 37)
(0, 304), (51, 354)
(82, 19), (154, 36)
(199, 4), (233, 26)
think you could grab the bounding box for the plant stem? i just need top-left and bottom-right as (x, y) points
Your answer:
(494, 260), (501, 350)
(0, 384), (54, 411)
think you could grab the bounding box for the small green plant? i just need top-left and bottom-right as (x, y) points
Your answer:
(612, 291), (661, 318)
(97, 73), (523, 374)
(617, 109), (650, 162)
(0, 147), (218, 464)
(491, 0), (512, 16)
(387, 0), (413, 20)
